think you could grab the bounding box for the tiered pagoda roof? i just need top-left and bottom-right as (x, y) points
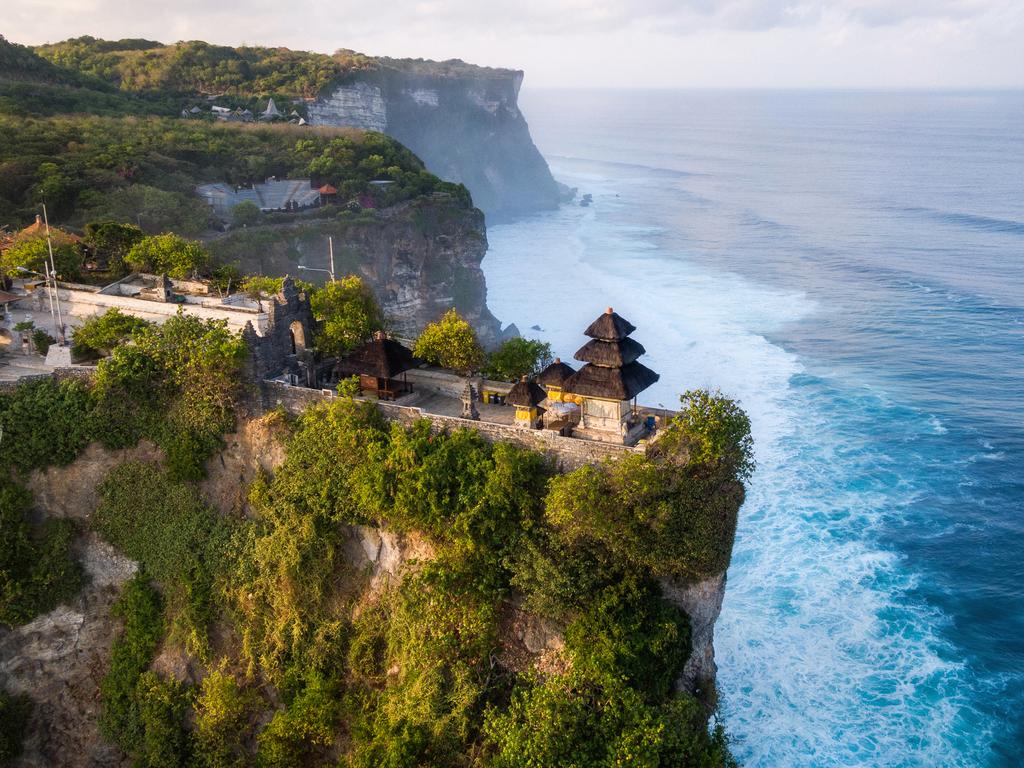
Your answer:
(564, 307), (659, 400)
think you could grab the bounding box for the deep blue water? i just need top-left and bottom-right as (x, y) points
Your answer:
(480, 90), (1024, 767)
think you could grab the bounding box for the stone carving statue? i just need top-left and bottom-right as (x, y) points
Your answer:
(461, 380), (479, 420)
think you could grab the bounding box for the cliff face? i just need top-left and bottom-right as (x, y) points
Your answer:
(308, 64), (563, 222)
(208, 199), (503, 345)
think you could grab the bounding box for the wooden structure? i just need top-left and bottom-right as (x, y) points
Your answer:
(506, 375), (547, 429)
(563, 307), (659, 444)
(334, 332), (417, 400)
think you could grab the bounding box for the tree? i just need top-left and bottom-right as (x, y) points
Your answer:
(308, 275), (384, 357)
(71, 308), (152, 359)
(413, 308), (484, 374)
(230, 201), (260, 228)
(0, 230), (83, 280)
(125, 233), (209, 279)
(484, 337), (552, 382)
(83, 220), (144, 276)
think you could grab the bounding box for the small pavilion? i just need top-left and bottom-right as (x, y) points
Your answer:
(506, 375), (547, 429)
(536, 357), (576, 402)
(334, 331), (417, 400)
(563, 307), (659, 444)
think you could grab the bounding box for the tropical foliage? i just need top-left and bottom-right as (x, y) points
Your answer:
(308, 274), (384, 357)
(0, 114), (470, 232)
(71, 307), (153, 359)
(484, 337), (552, 382)
(413, 308), (485, 373)
(0, 478), (83, 628)
(124, 233), (210, 278)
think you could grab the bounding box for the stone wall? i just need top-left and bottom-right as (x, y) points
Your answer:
(260, 380), (641, 471)
(0, 366), (93, 394)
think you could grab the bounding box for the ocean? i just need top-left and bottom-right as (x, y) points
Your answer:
(480, 90), (1024, 767)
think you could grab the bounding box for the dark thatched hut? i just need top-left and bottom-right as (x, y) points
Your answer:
(506, 375), (546, 429)
(537, 357), (576, 391)
(334, 331), (418, 400)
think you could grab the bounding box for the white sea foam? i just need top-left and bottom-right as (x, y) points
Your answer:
(482, 165), (993, 767)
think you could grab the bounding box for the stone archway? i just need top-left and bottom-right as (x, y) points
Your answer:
(289, 320), (306, 354)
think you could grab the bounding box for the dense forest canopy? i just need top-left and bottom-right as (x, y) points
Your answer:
(0, 115), (470, 231)
(34, 37), (379, 99)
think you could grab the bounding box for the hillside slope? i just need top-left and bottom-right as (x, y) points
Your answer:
(30, 37), (564, 220)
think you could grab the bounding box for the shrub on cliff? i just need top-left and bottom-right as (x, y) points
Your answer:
(0, 377), (94, 473)
(0, 479), (83, 628)
(543, 389), (751, 584)
(94, 462), (230, 656)
(413, 308), (484, 374)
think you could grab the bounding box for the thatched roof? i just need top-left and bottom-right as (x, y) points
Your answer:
(334, 334), (417, 379)
(574, 337), (645, 367)
(583, 307), (636, 341)
(537, 358), (576, 387)
(506, 376), (547, 408)
(564, 361), (660, 401)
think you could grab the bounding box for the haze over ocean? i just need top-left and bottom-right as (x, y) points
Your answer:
(482, 90), (1024, 767)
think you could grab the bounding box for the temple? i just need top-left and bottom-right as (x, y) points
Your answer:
(562, 307), (659, 444)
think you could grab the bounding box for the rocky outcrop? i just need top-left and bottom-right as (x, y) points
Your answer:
(308, 63), (563, 222)
(661, 572), (727, 701)
(209, 199), (502, 345)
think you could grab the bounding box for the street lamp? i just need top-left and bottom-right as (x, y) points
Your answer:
(295, 236), (336, 283)
(297, 264), (335, 282)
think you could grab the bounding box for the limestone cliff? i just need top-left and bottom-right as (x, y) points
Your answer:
(308, 61), (564, 222)
(0, 414), (732, 764)
(207, 199), (503, 345)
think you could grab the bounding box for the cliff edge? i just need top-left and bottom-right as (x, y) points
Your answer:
(308, 60), (564, 221)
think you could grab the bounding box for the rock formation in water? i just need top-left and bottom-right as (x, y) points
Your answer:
(308, 61), (565, 222)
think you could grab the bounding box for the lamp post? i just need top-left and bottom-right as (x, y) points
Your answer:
(296, 237), (336, 283)
(40, 204), (66, 346)
(297, 264), (335, 283)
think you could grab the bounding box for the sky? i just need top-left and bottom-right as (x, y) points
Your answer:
(6, 0), (1024, 88)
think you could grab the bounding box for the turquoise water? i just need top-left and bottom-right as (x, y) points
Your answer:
(481, 90), (1024, 767)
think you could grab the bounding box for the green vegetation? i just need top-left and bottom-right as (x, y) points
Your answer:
(98, 574), (173, 761)
(35, 37), (378, 101)
(0, 225), (83, 280)
(207, 393), (747, 765)
(413, 308), (485, 373)
(0, 478), (83, 628)
(309, 274), (384, 356)
(0, 376), (95, 473)
(0, 114), (470, 232)
(230, 200), (261, 228)
(94, 462), (230, 655)
(194, 665), (257, 768)
(91, 312), (247, 479)
(0, 312), (247, 480)
(484, 337), (552, 382)
(83, 220), (145, 277)
(71, 308), (153, 359)
(124, 233), (210, 278)
(0, 689), (33, 762)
